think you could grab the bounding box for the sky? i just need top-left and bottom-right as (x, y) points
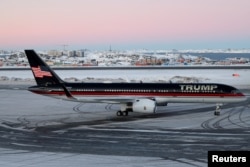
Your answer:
(1, 0), (250, 50)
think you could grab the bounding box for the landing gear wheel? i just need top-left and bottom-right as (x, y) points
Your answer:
(214, 111), (220, 116)
(214, 104), (222, 116)
(123, 111), (128, 116)
(116, 111), (129, 116)
(116, 111), (123, 116)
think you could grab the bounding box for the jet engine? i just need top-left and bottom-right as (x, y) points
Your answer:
(132, 99), (156, 113)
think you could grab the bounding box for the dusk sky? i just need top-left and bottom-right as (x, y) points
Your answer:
(1, 0), (250, 50)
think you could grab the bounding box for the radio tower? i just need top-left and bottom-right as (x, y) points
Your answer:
(62, 44), (68, 51)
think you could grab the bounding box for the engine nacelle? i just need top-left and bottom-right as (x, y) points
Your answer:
(132, 99), (156, 114)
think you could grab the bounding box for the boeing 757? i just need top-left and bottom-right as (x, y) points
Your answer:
(25, 50), (246, 116)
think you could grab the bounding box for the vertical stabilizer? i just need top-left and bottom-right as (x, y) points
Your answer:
(25, 50), (64, 86)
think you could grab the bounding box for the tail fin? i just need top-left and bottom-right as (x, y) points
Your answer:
(25, 50), (64, 86)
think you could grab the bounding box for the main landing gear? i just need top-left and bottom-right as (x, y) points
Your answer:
(214, 103), (222, 116)
(116, 110), (129, 116)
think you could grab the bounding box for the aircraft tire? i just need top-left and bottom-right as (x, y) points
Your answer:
(123, 111), (128, 116)
(214, 111), (220, 116)
(116, 111), (123, 116)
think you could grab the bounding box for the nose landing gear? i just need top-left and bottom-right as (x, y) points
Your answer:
(214, 103), (222, 116)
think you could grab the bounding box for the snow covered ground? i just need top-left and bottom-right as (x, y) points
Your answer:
(1, 89), (249, 167)
(1, 68), (250, 167)
(0, 148), (202, 167)
(0, 90), (213, 167)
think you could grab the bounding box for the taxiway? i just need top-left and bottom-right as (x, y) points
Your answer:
(0, 89), (250, 167)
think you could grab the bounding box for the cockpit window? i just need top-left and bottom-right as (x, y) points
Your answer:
(231, 90), (241, 94)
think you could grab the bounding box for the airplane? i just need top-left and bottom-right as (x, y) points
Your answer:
(25, 50), (247, 116)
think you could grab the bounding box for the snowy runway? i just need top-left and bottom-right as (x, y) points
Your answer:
(0, 89), (250, 167)
(1, 67), (250, 166)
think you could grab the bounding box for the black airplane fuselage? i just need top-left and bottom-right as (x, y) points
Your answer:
(28, 82), (245, 104)
(24, 50), (247, 116)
